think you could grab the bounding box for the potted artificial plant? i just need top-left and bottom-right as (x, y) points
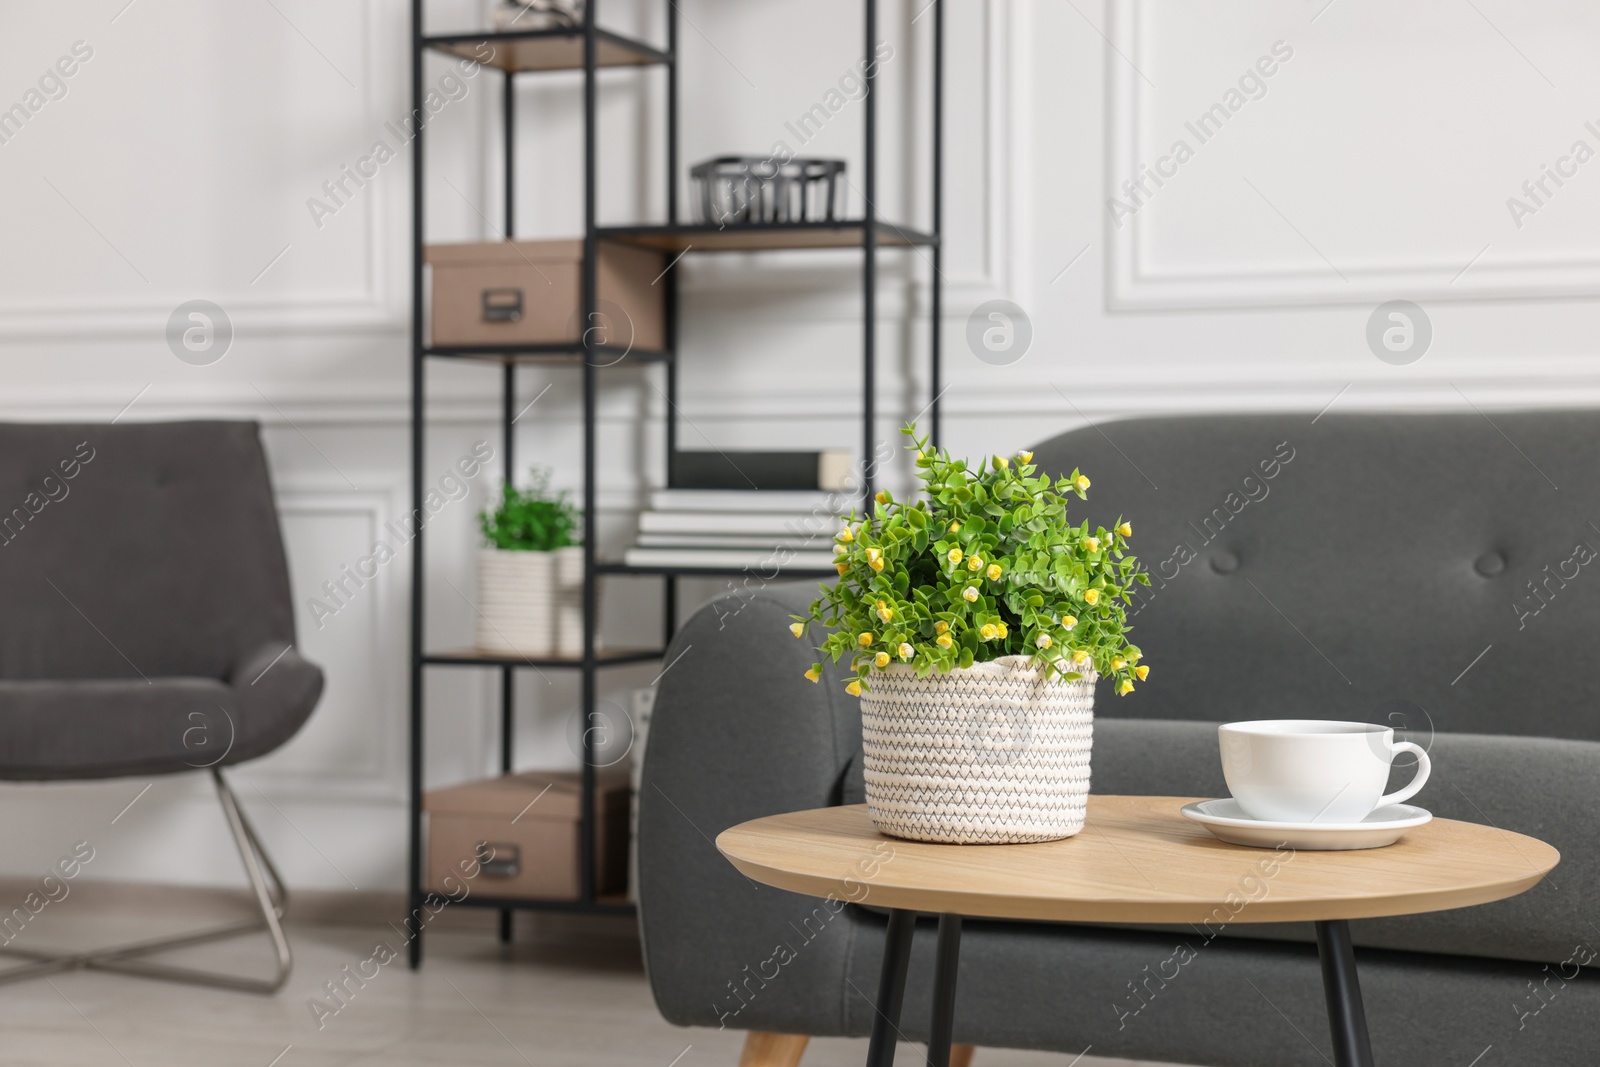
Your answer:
(477, 468), (585, 656)
(794, 427), (1149, 844)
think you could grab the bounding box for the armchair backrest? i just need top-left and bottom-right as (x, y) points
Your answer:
(0, 421), (296, 682)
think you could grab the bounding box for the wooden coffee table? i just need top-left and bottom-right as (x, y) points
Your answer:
(717, 796), (1559, 1067)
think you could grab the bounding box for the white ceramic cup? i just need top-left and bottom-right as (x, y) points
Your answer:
(1218, 720), (1431, 824)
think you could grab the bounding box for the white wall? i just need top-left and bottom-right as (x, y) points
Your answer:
(0, 0), (1588, 891)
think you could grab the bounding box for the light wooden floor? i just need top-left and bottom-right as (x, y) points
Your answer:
(0, 908), (1192, 1067)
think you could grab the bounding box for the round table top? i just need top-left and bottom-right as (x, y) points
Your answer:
(716, 797), (1559, 924)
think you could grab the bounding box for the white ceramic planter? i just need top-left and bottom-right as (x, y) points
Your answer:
(553, 545), (590, 656)
(857, 655), (1097, 844)
(476, 548), (556, 655)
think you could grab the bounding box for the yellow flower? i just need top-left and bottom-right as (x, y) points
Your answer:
(967, 555), (983, 572)
(1117, 680), (1134, 696)
(1036, 633), (1053, 649)
(875, 490), (891, 505)
(1135, 664), (1150, 680)
(995, 455), (1010, 469)
(836, 562), (849, 575)
(1084, 537), (1100, 553)
(870, 558), (885, 572)
(804, 665), (821, 683)
(866, 547), (882, 563)
(1075, 475), (1091, 492)
(1083, 588), (1101, 605)
(875, 651), (890, 667)
(839, 526), (854, 543)
(876, 602), (894, 623)
(947, 548), (963, 565)
(1117, 522), (1132, 538)
(1062, 615), (1077, 630)
(936, 633), (953, 649)
(995, 622), (1008, 639)
(834, 543), (849, 556)
(846, 680), (863, 696)
(898, 642), (914, 660)
(789, 622), (805, 638)
(1112, 656), (1127, 671)
(915, 450), (925, 461)
(1073, 649), (1091, 665)
(980, 623), (998, 640)
(949, 521), (962, 533)
(858, 633), (874, 647)
(962, 586), (980, 603)
(934, 621), (949, 635)
(1019, 450), (1033, 463)
(986, 564), (1002, 580)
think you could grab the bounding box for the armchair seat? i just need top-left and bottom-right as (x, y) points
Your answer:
(0, 645), (321, 780)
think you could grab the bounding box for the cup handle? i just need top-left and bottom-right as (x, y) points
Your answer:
(1379, 741), (1431, 808)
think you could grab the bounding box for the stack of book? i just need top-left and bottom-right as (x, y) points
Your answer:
(622, 450), (857, 571)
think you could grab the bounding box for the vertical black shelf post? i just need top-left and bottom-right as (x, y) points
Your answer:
(930, 0), (944, 450)
(862, 0), (879, 505)
(407, 0), (427, 970)
(579, 0), (600, 906)
(498, 56), (519, 948)
(662, 0), (679, 638)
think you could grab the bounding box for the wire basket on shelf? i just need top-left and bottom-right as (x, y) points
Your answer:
(691, 157), (846, 226)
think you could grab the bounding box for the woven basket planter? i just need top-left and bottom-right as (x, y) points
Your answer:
(858, 655), (1096, 844)
(476, 548), (556, 655)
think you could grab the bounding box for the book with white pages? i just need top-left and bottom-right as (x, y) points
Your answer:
(636, 532), (836, 549)
(648, 489), (857, 514)
(622, 546), (837, 570)
(638, 510), (841, 537)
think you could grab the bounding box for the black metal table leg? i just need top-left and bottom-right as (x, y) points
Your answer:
(1316, 920), (1376, 1067)
(865, 909), (917, 1067)
(927, 914), (961, 1067)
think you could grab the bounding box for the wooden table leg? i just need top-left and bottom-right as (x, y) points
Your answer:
(865, 909), (916, 1067)
(738, 1032), (809, 1067)
(927, 914), (962, 1067)
(1315, 920), (1376, 1067)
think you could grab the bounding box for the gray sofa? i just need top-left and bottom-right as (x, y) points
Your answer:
(638, 412), (1599, 1066)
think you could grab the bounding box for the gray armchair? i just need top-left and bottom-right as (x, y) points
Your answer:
(0, 420), (323, 991)
(638, 412), (1599, 1066)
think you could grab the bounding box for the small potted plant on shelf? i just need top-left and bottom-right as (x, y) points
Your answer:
(477, 468), (586, 657)
(793, 426), (1149, 844)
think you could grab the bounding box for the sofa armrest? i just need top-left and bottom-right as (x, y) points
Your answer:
(225, 642), (324, 766)
(638, 583), (863, 1033)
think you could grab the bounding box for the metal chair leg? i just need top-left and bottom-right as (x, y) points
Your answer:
(0, 768), (293, 993)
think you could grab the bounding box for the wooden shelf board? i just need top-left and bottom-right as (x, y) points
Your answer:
(425, 28), (667, 73)
(597, 221), (937, 254)
(423, 345), (669, 365)
(423, 647), (663, 668)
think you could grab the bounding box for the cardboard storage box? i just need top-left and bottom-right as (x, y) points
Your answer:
(425, 239), (665, 350)
(425, 769), (630, 901)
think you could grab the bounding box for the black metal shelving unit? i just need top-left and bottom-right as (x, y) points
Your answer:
(407, 0), (944, 966)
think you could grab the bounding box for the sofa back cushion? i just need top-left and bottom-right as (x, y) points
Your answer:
(1030, 411), (1600, 741)
(0, 421), (295, 682)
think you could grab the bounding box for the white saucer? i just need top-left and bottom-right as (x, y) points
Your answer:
(1179, 798), (1433, 851)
